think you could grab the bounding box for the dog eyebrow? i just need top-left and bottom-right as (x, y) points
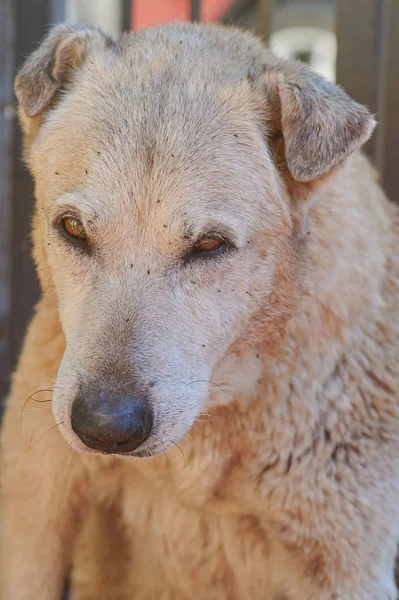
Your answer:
(52, 193), (100, 222)
(197, 224), (238, 245)
(182, 220), (237, 245)
(182, 222), (195, 241)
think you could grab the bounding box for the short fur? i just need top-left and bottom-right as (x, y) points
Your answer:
(1, 22), (399, 600)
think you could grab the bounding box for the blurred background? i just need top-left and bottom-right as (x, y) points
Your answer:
(1, 0), (398, 402)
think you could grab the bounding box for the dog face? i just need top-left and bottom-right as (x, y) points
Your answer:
(15, 23), (374, 456)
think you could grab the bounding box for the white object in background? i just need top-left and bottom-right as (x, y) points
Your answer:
(269, 26), (337, 82)
(65, 0), (123, 38)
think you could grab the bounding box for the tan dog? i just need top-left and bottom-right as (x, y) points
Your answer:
(1, 22), (399, 600)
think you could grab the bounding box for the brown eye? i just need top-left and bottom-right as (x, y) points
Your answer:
(194, 236), (225, 254)
(61, 216), (87, 240)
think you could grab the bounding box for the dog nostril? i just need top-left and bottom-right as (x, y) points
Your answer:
(116, 439), (129, 447)
(115, 438), (136, 452)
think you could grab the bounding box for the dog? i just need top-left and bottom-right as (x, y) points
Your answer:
(1, 21), (399, 599)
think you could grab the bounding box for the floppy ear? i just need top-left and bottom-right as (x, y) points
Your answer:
(15, 24), (113, 119)
(265, 62), (376, 183)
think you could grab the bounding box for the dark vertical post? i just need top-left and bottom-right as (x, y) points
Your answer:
(381, 0), (399, 203)
(9, 0), (54, 382)
(336, 0), (381, 162)
(258, 0), (272, 42)
(0, 0), (15, 402)
(191, 0), (201, 22)
(1, 0), (65, 404)
(50, 0), (65, 22)
(122, 0), (132, 31)
(336, 0), (399, 201)
(336, 0), (398, 204)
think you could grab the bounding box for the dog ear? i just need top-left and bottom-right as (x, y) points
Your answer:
(15, 24), (113, 119)
(264, 62), (376, 183)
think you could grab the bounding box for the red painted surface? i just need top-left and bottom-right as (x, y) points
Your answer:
(132, 0), (233, 30)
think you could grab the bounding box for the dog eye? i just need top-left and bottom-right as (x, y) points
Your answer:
(61, 216), (87, 240)
(192, 236), (226, 256)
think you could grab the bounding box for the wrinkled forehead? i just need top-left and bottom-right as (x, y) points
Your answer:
(30, 51), (279, 230)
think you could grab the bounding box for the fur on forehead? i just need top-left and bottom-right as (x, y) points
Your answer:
(16, 22), (375, 190)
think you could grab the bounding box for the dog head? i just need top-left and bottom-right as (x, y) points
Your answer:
(15, 23), (374, 456)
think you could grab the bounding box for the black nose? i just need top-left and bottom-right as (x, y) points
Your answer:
(71, 390), (153, 454)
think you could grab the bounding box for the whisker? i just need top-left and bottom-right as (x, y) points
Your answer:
(29, 398), (52, 403)
(200, 409), (218, 422)
(246, 291), (263, 310)
(28, 425), (42, 450)
(185, 380), (226, 393)
(23, 387), (54, 398)
(36, 422), (64, 445)
(170, 440), (186, 467)
(28, 387), (53, 394)
(20, 389), (53, 429)
(195, 419), (215, 429)
(21, 406), (52, 412)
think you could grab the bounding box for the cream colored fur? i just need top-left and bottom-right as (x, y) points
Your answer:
(1, 22), (399, 600)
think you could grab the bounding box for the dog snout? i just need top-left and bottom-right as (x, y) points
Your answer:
(71, 388), (153, 454)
